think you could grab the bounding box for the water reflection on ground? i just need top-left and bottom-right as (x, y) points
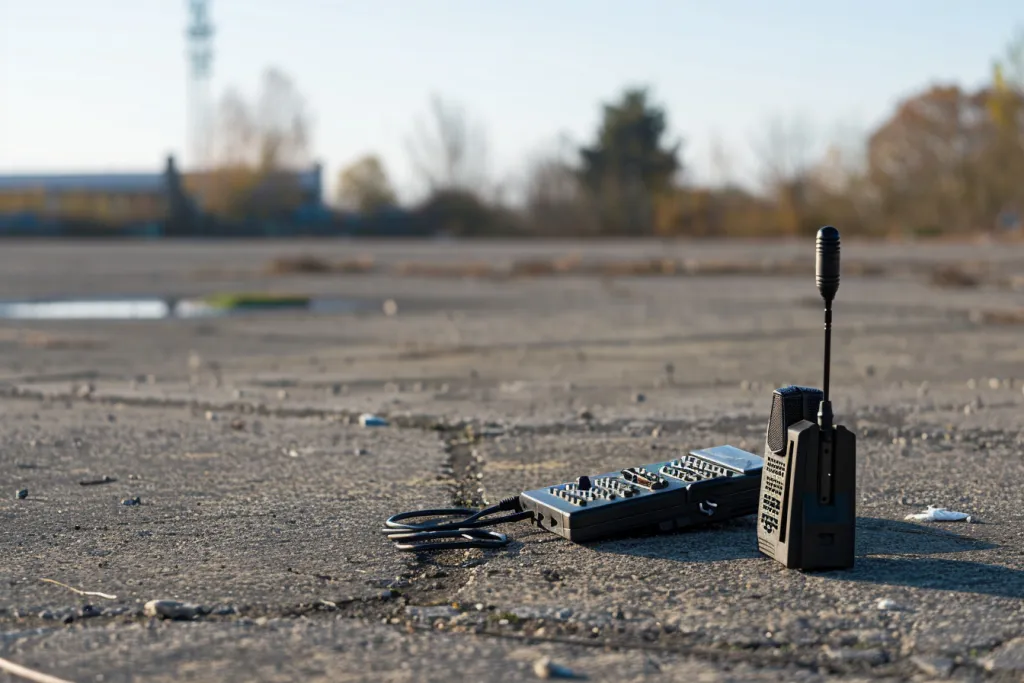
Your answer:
(0, 297), (365, 320)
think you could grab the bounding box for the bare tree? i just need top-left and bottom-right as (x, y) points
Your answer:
(750, 115), (817, 234)
(203, 68), (313, 220)
(751, 115), (815, 194)
(405, 94), (489, 195)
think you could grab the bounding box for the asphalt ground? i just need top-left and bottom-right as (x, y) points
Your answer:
(1, 238), (1023, 682)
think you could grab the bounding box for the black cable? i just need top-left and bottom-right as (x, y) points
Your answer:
(382, 496), (531, 552)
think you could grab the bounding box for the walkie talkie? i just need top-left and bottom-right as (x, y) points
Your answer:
(756, 226), (856, 571)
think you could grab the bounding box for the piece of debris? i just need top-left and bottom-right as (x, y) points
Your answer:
(39, 578), (117, 600)
(121, 496), (142, 506)
(79, 475), (117, 486)
(533, 657), (582, 679)
(229, 418), (246, 430)
(15, 488), (28, 499)
(905, 505), (971, 522)
(382, 298), (399, 316)
(911, 655), (954, 678)
(876, 598), (903, 611)
(359, 413), (389, 427)
(144, 599), (203, 621)
(0, 656), (76, 683)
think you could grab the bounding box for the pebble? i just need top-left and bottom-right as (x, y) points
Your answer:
(205, 411), (217, 421)
(988, 377), (1001, 390)
(876, 598), (902, 611)
(144, 600), (203, 621)
(121, 496), (142, 506)
(382, 299), (399, 316)
(15, 488), (28, 499)
(634, 393), (646, 403)
(967, 378), (977, 389)
(982, 636), (1024, 673)
(277, 390), (288, 400)
(910, 655), (954, 677)
(823, 646), (886, 665)
(80, 604), (103, 618)
(577, 408), (594, 421)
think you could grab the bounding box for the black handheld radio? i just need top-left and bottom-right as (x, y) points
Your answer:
(756, 226), (856, 571)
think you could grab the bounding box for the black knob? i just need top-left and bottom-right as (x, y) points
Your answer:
(576, 475), (591, 491)
(816, 226), (841, 303)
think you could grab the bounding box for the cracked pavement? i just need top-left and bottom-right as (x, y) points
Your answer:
(1, 239), (1024, 682)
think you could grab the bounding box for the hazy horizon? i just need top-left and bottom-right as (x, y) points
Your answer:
(2, 1), (1021, 202)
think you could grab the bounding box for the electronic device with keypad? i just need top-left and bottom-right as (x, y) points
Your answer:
(383, 445), (763, 551)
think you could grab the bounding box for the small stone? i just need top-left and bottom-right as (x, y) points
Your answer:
(988, 377), (1001, 390)
(144, 600), (202, 621)
(967, 378), (977, 389)
(382, 299), (399, 316)
(634, 393), (646, 403)
(205, 411), (217, 421)
(917, 382), (929, 397)
(38, 610), (55, 620)
(229, 418), (245, 430)
(911, 654), (954, 677)
(982, 636), (1024, 673)
(740, 380), (751, 391)
(354, 448), (369, 456)
(15, 488), (27, 499)
(863, 365), (876, 377)
(823, 646), (886, 665)
(121, 496), (141, 506)
(577, 408), (594, 421)
(80, 604), (102, 618)
(532, 657), (578, 679)
(277, 390), (288, 400)
(330, 383), (342, 396)
(876, 598), (902, 611)
(232, 388), (244, 399)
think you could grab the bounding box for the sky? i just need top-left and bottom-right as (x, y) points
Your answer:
(1, 0), (1022, 203)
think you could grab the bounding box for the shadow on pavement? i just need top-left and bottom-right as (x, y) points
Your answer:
(855, 517), (997, 556)
(821, 556), (1024, 599)
(586, 517), (1021, 597)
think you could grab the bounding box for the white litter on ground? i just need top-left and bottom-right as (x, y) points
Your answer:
(905, 505), (972, 522)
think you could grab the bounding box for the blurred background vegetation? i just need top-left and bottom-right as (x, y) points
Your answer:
(3, 17), (1024, 241)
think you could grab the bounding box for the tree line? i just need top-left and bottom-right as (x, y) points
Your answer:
(200, 30), (1024, 238)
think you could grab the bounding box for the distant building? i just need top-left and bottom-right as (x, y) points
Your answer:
(0, 155), (328, 236)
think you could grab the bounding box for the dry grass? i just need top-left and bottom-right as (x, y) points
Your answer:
(928, 265), (983, 289)
(263, 254), (897, 281)
(971, 309), (1024, 325)
(265, 254), (377, 276)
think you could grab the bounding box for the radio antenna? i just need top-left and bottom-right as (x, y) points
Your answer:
(815, 226), (840, 430)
